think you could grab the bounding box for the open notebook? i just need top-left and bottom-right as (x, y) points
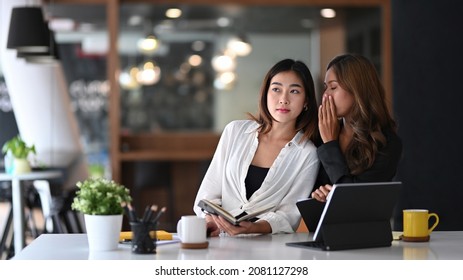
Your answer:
(287, 182), (402, 251)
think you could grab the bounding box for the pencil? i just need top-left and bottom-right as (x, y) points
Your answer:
(141, 205), (151, 223)
(127, 203), (138, 222)
(143, 205), (158, 223)
(152, 206), (166, 223)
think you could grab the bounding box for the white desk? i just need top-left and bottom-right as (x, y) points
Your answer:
(0, 171), (62, 254)
(12, 231), (463, 260)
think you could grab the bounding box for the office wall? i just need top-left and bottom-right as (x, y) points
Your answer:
(392, 0), (463, 230)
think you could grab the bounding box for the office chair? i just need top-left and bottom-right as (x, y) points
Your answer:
(33, 180), (64, 233)
(33, 180), (83, 234)
(0, 203), (13, 260)
(0, 181), (39, 259)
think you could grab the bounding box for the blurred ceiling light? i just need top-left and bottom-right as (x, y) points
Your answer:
(219, 71), (236, 84)
(49, 18), (75, 32)
(191, 40), (206, 52)
(227, 35), (252, 56)
(179, 62), (192, 74)
(137, 34), (160, 55)
(214, 71), (236, 90)
(136, 60), (161, 85)
(217, 17), (231, 27)
(166, 8), (182, 19)
(188, 54), (202, 67)
(128, 15), (143, 26)
(320, 8), (336, 18)
(212, 52), (236, 72)
(119, 66), (141, 90)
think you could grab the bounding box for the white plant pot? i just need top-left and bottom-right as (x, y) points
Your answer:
(84, 214), (122, 251)
(12, 158), (31, 174)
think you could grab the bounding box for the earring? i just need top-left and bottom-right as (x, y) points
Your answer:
(303, 105), (308, 111)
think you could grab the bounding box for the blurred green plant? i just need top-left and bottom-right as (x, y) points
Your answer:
(2, 135), (36, 159)
(88, 164), (105, 178)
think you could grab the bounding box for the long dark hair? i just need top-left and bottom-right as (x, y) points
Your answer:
(327, 54), (397, 174)
(249, 58), (319, 143)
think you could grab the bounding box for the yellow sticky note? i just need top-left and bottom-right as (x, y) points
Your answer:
(156, 230), (173, 240)
(119, 230), (172, 241)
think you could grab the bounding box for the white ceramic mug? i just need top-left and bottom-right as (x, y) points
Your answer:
(177, 215), (206, 243)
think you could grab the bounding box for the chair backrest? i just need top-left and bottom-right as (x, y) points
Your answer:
(32, 180), (54, 233)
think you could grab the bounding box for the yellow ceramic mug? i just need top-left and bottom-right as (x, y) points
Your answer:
(403, 209), (439, 241)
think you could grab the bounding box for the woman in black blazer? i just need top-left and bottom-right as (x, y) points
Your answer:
(312, 54), (402, 202)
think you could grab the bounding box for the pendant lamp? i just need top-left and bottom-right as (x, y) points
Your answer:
(17, 29), (60, 64)
(6, 6), (50, 53)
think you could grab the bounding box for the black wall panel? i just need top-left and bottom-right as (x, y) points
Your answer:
(392, 0), (463, 230)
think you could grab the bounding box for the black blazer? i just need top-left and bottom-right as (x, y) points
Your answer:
(314, 129), (402, 188)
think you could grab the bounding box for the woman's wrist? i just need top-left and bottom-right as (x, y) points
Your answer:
(251, 220), (272, 234)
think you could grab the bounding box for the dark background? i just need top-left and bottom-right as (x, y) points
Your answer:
(0, 77), (19, 156)
(391, 0), (463, 230)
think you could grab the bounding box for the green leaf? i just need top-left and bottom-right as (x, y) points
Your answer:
(2, 135), (36, 159)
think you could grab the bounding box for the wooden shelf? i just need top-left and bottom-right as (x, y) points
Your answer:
(120, 150), (216, 161)
(119, 132), (220, 161)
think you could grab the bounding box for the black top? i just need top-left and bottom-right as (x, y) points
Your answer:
(314, 128), (403, 188)
(245, 164), (269, 200)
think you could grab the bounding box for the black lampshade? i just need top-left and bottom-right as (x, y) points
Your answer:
(17, 29), (60, 64)
(6, 6), (50, 53)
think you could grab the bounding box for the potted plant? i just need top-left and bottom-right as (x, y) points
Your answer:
(2, 135), (36, 174)
(72, 177), (132, 251)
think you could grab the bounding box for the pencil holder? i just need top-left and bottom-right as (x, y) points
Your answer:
(130, 221), (157, 254)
